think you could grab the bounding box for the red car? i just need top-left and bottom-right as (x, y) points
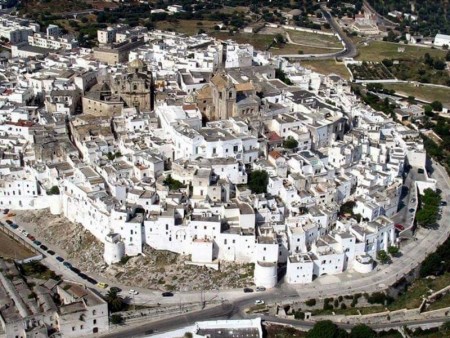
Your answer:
(395, 223), (405, 231)
(27, 234), (35, 241)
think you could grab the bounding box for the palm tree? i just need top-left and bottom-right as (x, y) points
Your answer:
(105, 289), (125, 312)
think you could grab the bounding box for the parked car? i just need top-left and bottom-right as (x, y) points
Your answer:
(56, 256), (64, 262)
(440, 201), (447, 206)
(47, 250), (55, 256)
(87, 277), (97, 285)
(11, 224), (18, 229)
(3, 208), (9, 214)
(33, 240), (41, 246)
(23, 231), (29, 237)
(243, 288), (254, 293)
(110, 287), (122, 293)
(129, 289), (139, 295)
(97, 282), (108, 289)
(70, 267), (80, 274)
(40, 245), (48, 251)
(255, 300), (265, 305)
(409, 208), (415, 213)
(5, 220), (12, 225)
(161, 292), (173, 297)
(27, 234), (35, 241)
(395, 224), (405, 231)
(256, 287), (266, 292)
(63, 262), (72, 269)
(78, 273), (88, 280)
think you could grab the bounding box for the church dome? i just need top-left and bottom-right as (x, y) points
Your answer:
(128, 58), (145, 72)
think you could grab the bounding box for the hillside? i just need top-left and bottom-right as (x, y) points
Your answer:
(367, 0), (450, 36)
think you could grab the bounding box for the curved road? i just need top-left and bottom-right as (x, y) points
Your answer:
(280, 6), (357, 60)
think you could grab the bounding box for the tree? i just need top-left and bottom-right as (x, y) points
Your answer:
(433, 60), (446, 71)
(424, 105), (434, 116)
(47, 186), (60, 195)
(387, 246), (400, 257)
(283, 136), (298, 149)
(163, 174), (186, 191)
(248, 170), (269, 194)
(350, 324), (376, 338)
(440, 321), (450, 335)
(420, 252), (443, 277)
(105, 289), (125, 312)
(110, 314), (123, 324)
(307, 320), (348, 338)
(407, 95), (415, 104)
(377, 250), (390, 264)
(431, 100), (443, 112)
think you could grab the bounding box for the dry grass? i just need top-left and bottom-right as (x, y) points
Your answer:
(0, 230), (35, 260)
(355, 41), (447, 62)
(155, 20), (221, 36)
(301, 60), (351, 80)
(383, 83), (450, 107)
(287, 30), (342, 48)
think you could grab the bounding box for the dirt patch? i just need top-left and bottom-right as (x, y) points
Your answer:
(0, 229), (35, 260)
(14, 209), (255, 291)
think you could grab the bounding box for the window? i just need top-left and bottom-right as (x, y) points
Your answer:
(72, 327), (75, 331)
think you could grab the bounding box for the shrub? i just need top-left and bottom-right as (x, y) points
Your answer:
(305, 298), (316, 307)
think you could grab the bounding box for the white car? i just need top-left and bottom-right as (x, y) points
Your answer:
(128, 289), (139, 295)
(255, 299), (265, 305)
(23, 230), (28, 236)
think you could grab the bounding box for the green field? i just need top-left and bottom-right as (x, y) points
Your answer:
(287, 30), (342, 49)
(300, 60), (351, 80)
(355, 41), (447, 62)
(383, 83), (450, 107)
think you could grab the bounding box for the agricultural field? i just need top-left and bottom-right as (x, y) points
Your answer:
(348, 62), (395, 81)
(355, 40), (447, 62)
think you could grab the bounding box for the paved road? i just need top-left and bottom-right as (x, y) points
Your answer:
(279, 6), (357, 60)
(392, 168), (418, 237)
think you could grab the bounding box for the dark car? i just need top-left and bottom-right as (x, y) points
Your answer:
(40, 245), (48, 251)
(162, 292), (174, 297)
(3, 209), (9, 214)
(110, 287), (122, 293)
(256, 286), (266, 292)
(5, 219), (13, 225)
(87, 277), (97, 285)
(441, 201), (447, 206)
(63, 262), (72, 269)
(11, 224), (18, 229)
(243, 288), (254, 293)
(33, 240), (41, 246)
(70, 267), (80, 274)
(27, 234), (35, 241)
(78, 273), (88, 280)
(56, 256), (64, 262)
(47, 250), (55, 255)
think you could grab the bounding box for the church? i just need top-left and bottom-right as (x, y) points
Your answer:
(195, 71), (260, 121)
(82, 59), (153, 117)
